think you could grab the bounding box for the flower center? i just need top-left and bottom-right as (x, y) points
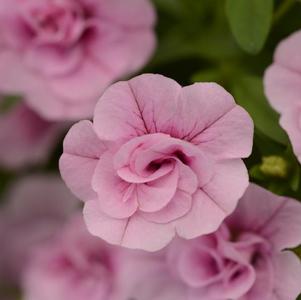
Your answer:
(22, 2), (87, 46)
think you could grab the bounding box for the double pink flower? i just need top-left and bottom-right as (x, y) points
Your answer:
(0, 0), (156, 120)
(60, 73), (253, 251)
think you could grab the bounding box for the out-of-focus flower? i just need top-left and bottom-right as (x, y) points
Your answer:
(264, 30), (301, 163)
(0, 99), (61, 170)
(0, 0), (156, 120)
(0, 175), (77, 284)
(60, 73), (253, 251)
(166, 183), (301, 300)
(22, 215), (127, 300)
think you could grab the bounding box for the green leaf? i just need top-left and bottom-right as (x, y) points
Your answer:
(226, 0), (273, 54)
(232, 76), (288, 145)
(192, 68), (221, 83)
(0, 95), (21, 113)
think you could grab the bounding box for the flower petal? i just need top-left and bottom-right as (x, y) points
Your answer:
(98, 0), (156, 28)
(264, 64), (301, 113)
(92, 152), (139, 218)
(175, 190), (227, 239)
(194, 106), (253, 160)
(176, 83), (253, 159)
(59, 120), (106, 201)
(49, 59), (112, 103)
(201, 159), (249, 216)
(227, 183), (301, 251)
(136, 168), (179, 213)
(274, 30), (301, 76)
(83, 199), (129, 246)
(272, 252), (301, 300)
(88, 21), (156, 77)
(120, 214), (175, 251)
(280, 108), (301, 163)
(141, 190), (193, 223)
(93, 74), (182, 141)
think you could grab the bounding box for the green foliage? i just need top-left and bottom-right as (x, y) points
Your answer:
(0, 95), (21, 113)
(226, 0), (274, 54)
(232, 75), (288, 145)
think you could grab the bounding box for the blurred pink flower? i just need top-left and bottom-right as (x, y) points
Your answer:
(0, 0), (156, 120)
(0, 100), (61, 169)
(60, 73), (253, 251)
(0, 175), (77, 284)
(166, 184), (301, 300)
(22, 215), (127, 300)
(264, 30), (301, 162)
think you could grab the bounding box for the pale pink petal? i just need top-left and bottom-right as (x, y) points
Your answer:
(98, 0), (156, 28)
(59, 120), (106, 201)
(122, 274), (186, 300)
(139, 163), (197, 222)
(83, 199), (128, 246)
(85, 201), (175, 251)
(264, 64), (301, 113)
(119, 214), (175, 251)
(141, 190), (193, 223)
(24, 44), (83, 76)
(49, 59), (112, 103)
(175, 190), (226, 239)
(93, 74), (182, 141)
(244, 253), (275, 300)
(279, 108), (301, 162)
(227, 183), (301, 251)
(202, 159), (249, 216)
(114, 133), (175, 183)
(176, 163), (199, 194)
(178, 83), (253, 159)
(272, 252), (301, 300)
(136, 168), (178, 213)
(0, 51), (37, 93)
(176, 246), (222, 288)
(274, 30), (301, 75)
(0, 104), (60, 169)
(195, 106), (253, 159)
(88, 21), (156, 77)
(91, 152), (139, 218)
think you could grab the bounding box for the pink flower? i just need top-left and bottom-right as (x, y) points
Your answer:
(0, 175), (76, 284)
(167, 184), (301, 300)
(22, 215), (126, 300)
(264, 30), (301, 162)
(60, 73), (253, 251)
(0, 100), (61, 169)
(0, 0), (156, 120)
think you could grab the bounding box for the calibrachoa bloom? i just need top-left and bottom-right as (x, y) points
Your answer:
(0, 100), (60, 169)
(0, 175), (76, 284)
(0, 0), (156, 120)
(264, 30), (301, 163)
(22, 215), (126, 300)
(60, 74), (253, 251)
(166, 184), (301, 300)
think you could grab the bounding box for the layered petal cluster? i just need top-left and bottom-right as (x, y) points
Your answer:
(0, 100), (61, 169)
(264, 30), (301, 162)
(60, 74), (253, 251)
(0, 0), (156, 120)
(0, 175), (76, 284)
(165, 184), (301, 300)
(22, 215), (126, 300)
